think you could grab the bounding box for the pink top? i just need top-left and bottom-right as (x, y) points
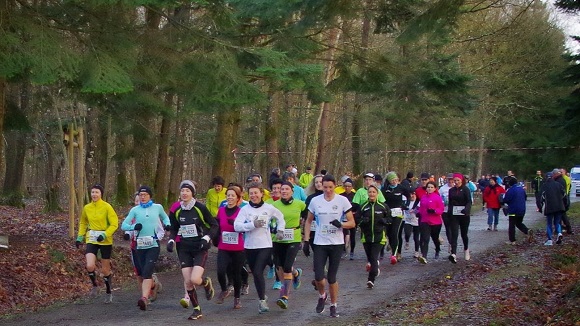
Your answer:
(418, 192), (444, 225)
(216, 206), (245, 251)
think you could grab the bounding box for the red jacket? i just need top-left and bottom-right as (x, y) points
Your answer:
(482, 185), (505, 209)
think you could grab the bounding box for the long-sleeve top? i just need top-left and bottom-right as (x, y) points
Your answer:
(439, 184), (451, 213)
(352, 187), (386, 206)
(168, 201), (219, 247)
(216, 206), (245, 251)
(482, 184), (506, 209)
(448, 185), (472, 216)
(418, 192), (444, 225)
(272, 199), (306, 243)
(234, 202), (285, 249)
(357, 201), (391, 244)
(78, 199), (119, 245)
(381, 184), (411, 218)
(293, 185), (307, 201)
(503, 185), (527, 216)
(206, 188), (227, 217)
(403, 200), (420, 226)
(121, 203), (170, 249)
(308, 194), (352, 246)
(541, 179), (566, 214)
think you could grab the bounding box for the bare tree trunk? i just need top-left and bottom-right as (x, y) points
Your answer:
(265, 88), (281, 172)
(154, 93), (173, 207)
(0, 78), (5, 178)
(213, 108), (241, 182)
(168, 98), (185, 202)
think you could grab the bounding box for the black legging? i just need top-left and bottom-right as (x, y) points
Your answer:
(217, 249), (246, 298)
(363, 242), (382, 282)
(404, 224), (420, 252)
(245, 248), (272, 300)
(396, 220), (405, 254)
(449, 215), (470, 255)
(442, 212), (452, 244)
(386, 219), (403, 256)
(419, 223), (442, 258)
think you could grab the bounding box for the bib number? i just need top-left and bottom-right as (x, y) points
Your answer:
(136, 236), (154, 248)
(282, 229), (295, 241)
(88, 230), (105, 242)
(221, 231), (239, 245)
(320, 224), (338, 235)
(310, 220), (316, 230)
(179, 224), (198, 238)
(390, 208), (403, 217)
(452, 206), (466, 216)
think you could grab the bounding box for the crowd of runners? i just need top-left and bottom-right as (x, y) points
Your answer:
(74, 165), (573, 319)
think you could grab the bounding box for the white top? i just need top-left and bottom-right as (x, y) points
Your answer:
(403, 200), (419, 226)
(308, 194), (352, 245)
(439, 184), (451, 213)
(234, 203), (285, 249)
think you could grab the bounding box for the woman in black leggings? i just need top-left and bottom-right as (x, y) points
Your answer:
(447, 173), (472, 263)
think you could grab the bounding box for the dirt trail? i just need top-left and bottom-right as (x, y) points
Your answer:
(1, 200), (546, 326)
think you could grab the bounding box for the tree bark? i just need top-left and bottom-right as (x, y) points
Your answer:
(213, 108), (241, 182)
(265, 88), (281, 172)
(154, 93), (173, 207)
(168, 98), (185, 202)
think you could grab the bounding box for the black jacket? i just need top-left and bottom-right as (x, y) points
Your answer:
(356, 201), (391, 244)
(541, 178), (565, 215)
(448, 185), (472, 216)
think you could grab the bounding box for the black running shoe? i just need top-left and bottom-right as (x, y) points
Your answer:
(188, 308), (202, 320)
(316, 292), (327, 313)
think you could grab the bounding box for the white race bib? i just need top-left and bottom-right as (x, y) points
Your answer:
(88, 230), (105, 242)
(256, 215), (269, 228)
(221, 231), (239, 245)
(136, 236), (154, 248)
(320, 224), (338, 235)
(452, 206), (466, 216)
(310, 220), (316, 230)
(390, 208), (403, 217)
(179, 224), (198, 238)
(282, 229), (295, 241)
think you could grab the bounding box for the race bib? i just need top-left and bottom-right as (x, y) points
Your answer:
(136, 236), (154, 248)
(310, 220), (316, 230)
(221, 231), (239, 245)
(88, 230), (105, 242)
(282, 229), (295, 241)
(256, 215), (269, 228)
(320, 224), (338, 235)
(179, 224), (198, 238)
(390, 208), (403, 217)
(452, 206), (466, 216)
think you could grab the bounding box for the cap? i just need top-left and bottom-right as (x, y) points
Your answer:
(340, 175), (349, 183)
(446, 173), (454, 179)
(306, 166), (312, 170)
(138, 185), (152, 196)
(420, 172), (430, 180)
(364, 172), (375, 179)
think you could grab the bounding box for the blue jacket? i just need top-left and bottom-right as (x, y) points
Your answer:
(503, 185), (526, 216)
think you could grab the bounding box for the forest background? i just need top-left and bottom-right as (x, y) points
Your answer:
(1, 0), (580, 214)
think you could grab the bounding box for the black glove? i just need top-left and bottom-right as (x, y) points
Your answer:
(164, 224), (172, 231)
(302, 241), (310, 257)
(75, 240), (82, 248)
(200, 239), (211, 251)
(460, 209), (466, 215)
(330, 219), (342, 228)
(166, 239), (175, 252)
(96, 234), (105, 242)
(123, 233), (131, 241)
(227, 219), (235, 225)
(134, 223), (143, 231)
(427, 208), (435, 214)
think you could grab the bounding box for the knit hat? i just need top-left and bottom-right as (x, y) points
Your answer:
(406, 171), (414, 179)
(180, 180), (196, 194)
(91, 184), (104, 195)
(375, 174), (383, 181)
(386, 172), (398, 182)
(453, 173), (464, 180)
(138, 185), (153, 196)
(343, 178), (353, 185)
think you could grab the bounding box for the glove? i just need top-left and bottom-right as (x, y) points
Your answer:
(200, 239), (211, 251)
(166, 239), (175, 252)
(276, 230), (285, 241)
(75, 235), (83, 248)
(164, 224), (172, 231)
(96, 234), (105, 242)
(460, 209), (466, 215)
(330, 219), (342, 228)
(253, 219), (266, 228)
(227, 219), (235, 225)
(427, 208), (435, 214)
(134, 223), (143, 231)
(302, 241), (310, 257)
(123, 233), (131, 240)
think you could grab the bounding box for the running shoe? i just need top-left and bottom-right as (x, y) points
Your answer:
(150, 274), (160, 302)
(293, 268), (302, 289)
(413, 251), (420, 258)
(556, 233), (563, 245)
(88, 286), (98, 298)
(465, 249), (471, 261)
(234, 297), (242, 309)
(203, 277), (215, 300)
(104, 293), (113, 304)
(349, 252), (354, 260)
(180, 296), (190, 308)
(505, 241), (516, 245)
(390, 255), (397, 265)
(404, 242), (409, 250)
(241, 284), (249, 295)
(366, 280), (374, 289)
(365, 262), (371, 272)
(396, 253), (402, 261)
(439, 237), (445, 245)
(276, 296), (289, 309)
(138, 296), (148, 311)
(418, 256), (427, 264)
(188, 308), (202, 320)
(216, 290), (230, 304)
(329, 305), (339, 318)
(448, 254), (457, 264)
(267, 266), (275, 279)
(272, 280), (282, 290)
(259, 298), (269, 314)
(434, 251), (440, 259)
(227, 285), (234, 296)
(544, 239), (553, 246)
(527, 229), (535, 243)
(316, 292), (327, 313)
